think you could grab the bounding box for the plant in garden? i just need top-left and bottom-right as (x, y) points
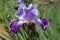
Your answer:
(9, 0), (48, 33)
(0, 0), (59, 40)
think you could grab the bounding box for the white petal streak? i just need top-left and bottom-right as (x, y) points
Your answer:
(18, 20), (28, 24)
(37, 19), (42, 23)
(27, 4), (32, 9)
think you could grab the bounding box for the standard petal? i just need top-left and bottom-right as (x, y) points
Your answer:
(24, 4), (38, 21)
(15, 3), (26, 19)
(24, 11), (37, 20)
(10, 20), (24, 33)
(25, 4), (38, 16)
(15, 8), (23, 17)
(15, 8), (26, 19)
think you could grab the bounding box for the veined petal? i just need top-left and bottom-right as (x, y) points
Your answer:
(15, 8), (26, 19)
(24, 4), (38, 21)
(30, 4), (38, 16)
(15, 3), (26, 19)
(15, 3), (38, 21)
(26, 4), (38, 16)
(24, 11), (37, 20)
(10, 20), (24, 33)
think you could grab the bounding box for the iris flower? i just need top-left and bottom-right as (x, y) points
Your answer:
(10, 0), (48, 33)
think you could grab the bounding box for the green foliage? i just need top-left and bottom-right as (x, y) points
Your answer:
(0, 0), (59, 40)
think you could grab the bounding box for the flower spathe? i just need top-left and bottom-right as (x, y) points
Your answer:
(10, 0), (48, 33)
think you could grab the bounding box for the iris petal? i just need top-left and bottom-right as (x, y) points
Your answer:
(40, 23), (47, 30)
(15, 4), (38, 20)
(25, 4), (38, 16)
(24, 4), (38, 20)
(24, 11), (36, 20)
(10, 20), (24, 33)
(41, 18), (48, 25)
(15, 8), (23, 17)
(36, 18), (48, 30)
(10, 20), (19, 33)
(15, 8), (26, 19)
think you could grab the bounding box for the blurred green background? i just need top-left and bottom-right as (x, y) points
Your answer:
(0, 0), (60, 40)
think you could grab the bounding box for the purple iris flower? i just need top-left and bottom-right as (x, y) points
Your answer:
(16, 4), (38, 20)
(10, 3), (48, 33)
(6, 13), (10, 18)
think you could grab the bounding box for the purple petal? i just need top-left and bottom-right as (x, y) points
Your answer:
(15, 4), (38, 20)
(25, 4), (38, 16)
(16, 8), (23, 17)
(24, 4), (38, 20)
(40, 23), (47, 30)
(15, 4), (26, 19)
(10, 20), (19, 33)
(36, 19), (48, 30)
(10, 20), (23, 33)
(25, 6), (34, 13)
(24, 11), (36, 20)
(6, 13), (10, 18)
(41, 18), (48, 25)
(40, 18), (48, 30)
